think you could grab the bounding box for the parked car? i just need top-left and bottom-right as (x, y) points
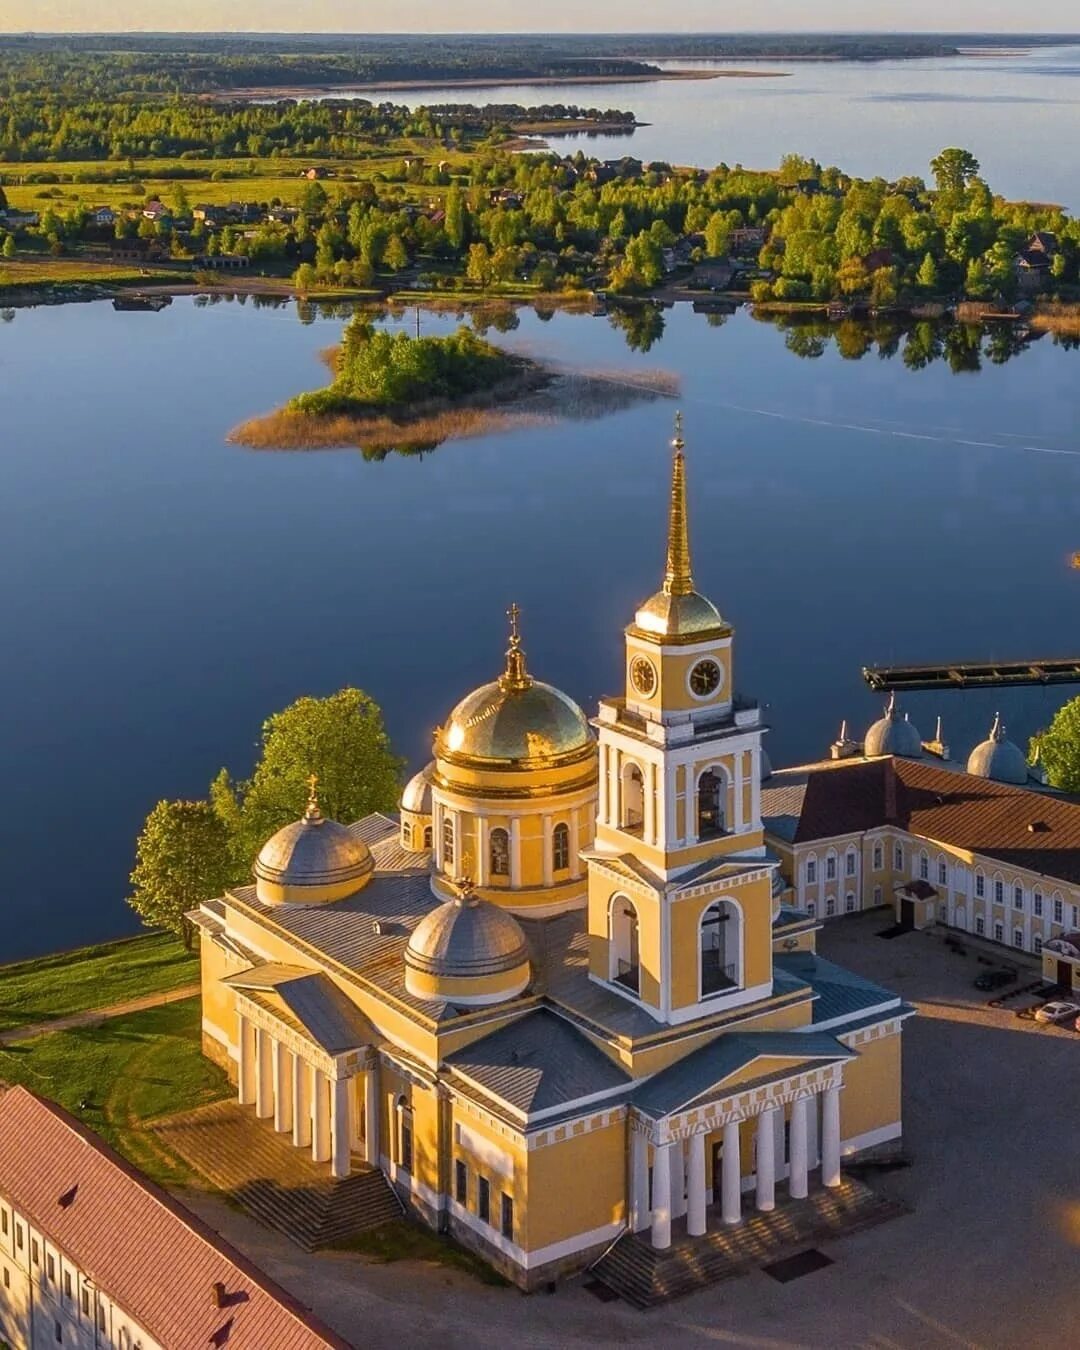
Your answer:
(974, 969), (1018, 991)
(1034, 1000), (1080, 1025)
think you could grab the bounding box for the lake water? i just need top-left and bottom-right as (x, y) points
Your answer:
(358, 45), (1080, 208)
(4, 296), (1080, 958)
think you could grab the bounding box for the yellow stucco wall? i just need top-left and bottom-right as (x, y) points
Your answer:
(668, 877), (773, 1011)
(624, 632), (733, 717)
(523, 1118), (626, 1250)
(839, 1033), (902, 1142)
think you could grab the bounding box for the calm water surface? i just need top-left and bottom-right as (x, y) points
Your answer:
(3, 298), (1080, 957)
(358, 46), (1080, 207)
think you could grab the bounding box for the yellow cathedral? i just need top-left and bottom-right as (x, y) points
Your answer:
(193, 420), (911, 1291)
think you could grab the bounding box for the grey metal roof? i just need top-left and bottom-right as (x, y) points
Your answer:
(348, 813), (399, 846)
(370, 833), (428, 874)
(406, 898), (529, 979)
(774, 952), (901, 1026)
(633, 1031), (856, 1120)
(445, 1010), (630, 1117)
(224, 967), (376, 1054)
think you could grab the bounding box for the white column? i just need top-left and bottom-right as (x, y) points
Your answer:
(569, 812), (581, 879)
(254, 1027), (273, 1119)
(509, 818), (522, 888)
(598, 745), (609, 825)
(272, 1039), (293, 1134)
(756, 1108), (777, 1212)
(721, 1120), (742, 1225)
(789, 1097), (809, 1200)
(821, 1085), (842, 1188)
(311, 1067), (331, 1164)
(629, 1131), (650, 1233)
(237, 1015), (255, 1106)
(364, 1067), (380, 1167)
(612, 748), (622, 827)
(687, 1133), (706, 1237)
(665, 766), (678, 847)
(645, 762), (657, 845)
(542, 816), (554, 887)
(650, 1142), (673, 1250)
(669, 1138), (687, 1220)
(292, 1053), (312, 1149)
(477, 817), (489, 886)
(734, 752), (744, 831)
(331, 1077), (351, 1179)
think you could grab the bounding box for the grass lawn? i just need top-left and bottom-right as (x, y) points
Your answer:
(0, 997), (229, 1186)
(331, 1222), (508, 1286)
(0, 258), (189, 294)
(0, 932), (199, 1032)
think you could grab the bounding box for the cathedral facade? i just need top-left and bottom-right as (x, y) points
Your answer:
(193, 425), (910, 1288)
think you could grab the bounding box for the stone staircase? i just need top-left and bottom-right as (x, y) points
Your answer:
(154, 1100), (403, 1251)
(589, 1178), (907, 1309)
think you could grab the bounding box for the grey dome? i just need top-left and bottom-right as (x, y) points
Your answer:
(401, 762), (434, 814)
(865, 694), (923, 759)
(254, 801), (373, 901)
(967, 714), (1029, 785)
(406, 892), (529, 982)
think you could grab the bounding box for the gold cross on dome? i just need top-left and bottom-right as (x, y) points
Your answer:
(507, 602), (520, 645)
(672, 409), (685, 450)
(306, 773), (319, 809)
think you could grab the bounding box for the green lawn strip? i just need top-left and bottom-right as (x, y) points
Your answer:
(330, 1222), (508, 1285)
(0, 932), (199, 1033)
(0, 997), (229, 1188)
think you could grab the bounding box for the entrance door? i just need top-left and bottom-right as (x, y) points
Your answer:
(1059, 959), (1073, 991)
(711, 1140), (724, 1203)
(900, 899), (916, 928)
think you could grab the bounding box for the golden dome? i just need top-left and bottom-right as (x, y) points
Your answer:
(632, 415), (729, 641)
(253, 779), (373, 905)
(437, 605), (592, 768)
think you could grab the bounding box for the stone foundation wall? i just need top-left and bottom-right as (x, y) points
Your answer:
(202, 1030), (234, 1079)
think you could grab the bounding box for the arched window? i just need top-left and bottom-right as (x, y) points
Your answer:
(845, 849), (857, 877)
(825, 852), (837, 882)
(621, 762), (644, 833)
(697, 769), (726, 840)
(919, 852), (929, 882)
(937, 856), (948, 886)
(609, 895), (640, 995)
(845, 892), (856, 913)
(805, 855), (817, 885)
(442, 817), (454, 869)
(402, 822), (412, 849)
(423, 825), (432, 850)
(1034, 933), (1043, 954)
(552, 823), (570, 872)
(490, 827), (510, 877)
(974, 869), (985, 898)
(395, 1095), (414, 1172)
(700, 900), (741, 996)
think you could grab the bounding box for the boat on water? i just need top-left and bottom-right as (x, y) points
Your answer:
(112, 294), (172, 313)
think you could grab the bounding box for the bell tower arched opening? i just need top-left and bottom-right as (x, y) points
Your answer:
(609, 895), (641, 995)
(621, 762), (645, 835)
(700, 899), (741, 997)
(697, 768), (728, 841)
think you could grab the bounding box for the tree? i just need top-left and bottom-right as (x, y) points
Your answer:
(129, 800), (234, 947)
(218, 688), (404, 862)
(466, 241), (492, 287)
(384, 232), (409, 271)
(1, 235), (14, 260)
(445, 183), (466, 252)
(293, 262), (318, 293)
(1032, 696), (1080, 791)
(916, 252), (939, 292)
(930, 148), (980, 197)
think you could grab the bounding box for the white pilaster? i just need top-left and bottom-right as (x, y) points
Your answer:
(543, 816), (554, 887)
(254, 1027), (273, 1119)
(687, 1132), (707, 1237)
(272, 1038), (293, 1134)
(364, 1067), (380, 1167)
(312, 1067), (331, 1164)
(292, 1052), (312, 1149)
(645, 762), (657, 845)
(331, 1076), (351, 1179)
(598, 744), (609, 825)
(721, 1120), (742, 1225)
(664, 767), (678, 848)
(734, 752), (744, 831)
(756, 1108), (776, 1212)
(629, 1130), (650, 1233)
(509, 818), (522, 888)
(789, 1097), (809, 1200)
(477, 817), (489, 886)
(821, 1085), (842, 1188)
(569, 812), (581, 879)
(669, 1137), (687, 1220)
(650, 1142), (673, 1250)
(237, 1014), (255, 1107)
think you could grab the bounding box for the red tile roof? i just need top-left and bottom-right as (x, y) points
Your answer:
(0, 1087), (351, 1350)
(772, 757), (1080, 885)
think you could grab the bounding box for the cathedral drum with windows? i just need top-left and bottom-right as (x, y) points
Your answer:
(193, 419), (910, 1292)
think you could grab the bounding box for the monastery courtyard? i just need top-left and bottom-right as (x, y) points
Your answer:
(179, 911), (1080, 1350)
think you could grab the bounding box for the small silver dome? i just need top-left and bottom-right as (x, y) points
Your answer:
(406, 891), (529, 982)
(967, 713), (1029, 785)
(865, 693), (923, 759)
(254, 799), (373, 902)
(401, 762), (434, 814)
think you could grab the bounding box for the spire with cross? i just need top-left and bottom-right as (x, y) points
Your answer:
(500, 601), (532, 692)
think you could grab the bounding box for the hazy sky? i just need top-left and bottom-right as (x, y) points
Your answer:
(6, 2), (1080, 34)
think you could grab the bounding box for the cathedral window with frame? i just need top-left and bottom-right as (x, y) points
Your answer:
(455, 1159), (467, 1205)
(696, 769), (726, 840)
(442, 818), (454, 869)
(806, 857), (817, 885)
(501, 1192), (514, 1240)
(478, 1176), (491, 1225)
(975, 870), (985, 898)
(872, 843), (883, 871)
(396, 1097), (413, 1172)
(938, 858), (948, 886)
(1033, 891), (1043, 917)
(993, 921), (1004, 944)
(826, 895), (836, 917)
(552, 822), (570, 872)
(699, 900), (740, 997)
(423, 825), (432, 850)
(1034, 933), (1043, 954)
(845, 850), (857, 877)
(993, 879), (1004, 906)
(402, 822), (412, 849)
(1013, 927), (1024, 949)
(610, 896), (641, 995)
(1053, 896), (1064, 923)
(825, 854), (837, 882)
(919, 853), (929, 882)
(1013, 885), (1024, 910)
(894, 844), (904, 872)
(489, 827), (510, 877)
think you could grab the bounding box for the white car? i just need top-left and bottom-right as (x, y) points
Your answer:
(1034, 1000), (1080, 1025)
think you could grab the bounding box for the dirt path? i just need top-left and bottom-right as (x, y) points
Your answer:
(0, 983), (201, 1046)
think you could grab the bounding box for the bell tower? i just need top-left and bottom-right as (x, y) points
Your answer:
(582, 416), (776, 1023)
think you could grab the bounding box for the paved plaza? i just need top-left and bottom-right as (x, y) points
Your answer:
(181, 912), (1080, 1349)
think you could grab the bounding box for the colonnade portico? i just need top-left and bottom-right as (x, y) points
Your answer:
(629, 1070), (845, 1250)
(234, 998), (379, 1181)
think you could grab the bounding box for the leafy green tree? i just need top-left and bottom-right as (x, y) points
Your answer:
(466, 241), (492, 286)
(293, 262), (318, 293)
(1032, 696), (1080, 791)
(384, 232), (409, 271)
(964, 256), (990, 298)
(445, 183), (466, 252)
(1, 235), (14, 260)
(218, 688), (404, 862)
(916, 252), (939, 291)
(930, 148), (980, 196)
(128, 800), (234, 947)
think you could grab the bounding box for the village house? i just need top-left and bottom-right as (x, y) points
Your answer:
(729, 226), (768, 255)
(1015, 230), (1059, 291)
